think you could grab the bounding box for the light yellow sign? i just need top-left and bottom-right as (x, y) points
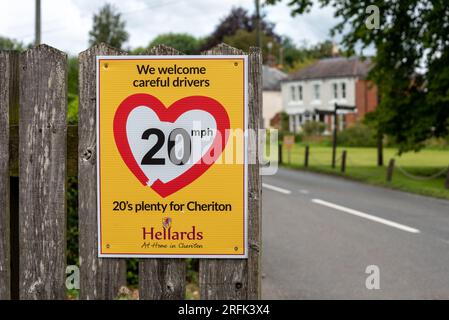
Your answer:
(283, 135), (295, 149)
(96, 55), (248, 258)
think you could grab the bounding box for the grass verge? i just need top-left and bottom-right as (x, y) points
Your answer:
(274, 145), (449, 200)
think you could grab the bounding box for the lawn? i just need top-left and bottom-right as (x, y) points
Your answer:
(270, 144), (449, 200)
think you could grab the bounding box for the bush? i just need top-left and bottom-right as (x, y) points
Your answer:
(423, 136), (449, 149)
(127, 259), (138, 287)
(294, 132), (303, 142)
(68, 94), (78, 125)
(67, 177), (78, 267)
(337, 123), (377, 147)
(277, 130), (286, 142)
(302, 121), (326, 136)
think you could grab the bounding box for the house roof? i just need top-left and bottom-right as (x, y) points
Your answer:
(286, 56), (372, 81)
(263, 65), (287, 91)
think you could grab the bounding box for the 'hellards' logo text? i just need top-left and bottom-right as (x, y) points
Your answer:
(142, 217), (204, 240)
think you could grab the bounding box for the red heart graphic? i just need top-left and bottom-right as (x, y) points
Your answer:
(113, 93), (230, 198)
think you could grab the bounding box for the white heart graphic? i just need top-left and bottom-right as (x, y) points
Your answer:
(126, 106), (218, 186)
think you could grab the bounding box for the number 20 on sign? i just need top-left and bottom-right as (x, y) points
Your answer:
(96, 55), (248, 258)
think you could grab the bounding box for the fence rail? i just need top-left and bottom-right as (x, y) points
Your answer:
(0, 43), (262, 300)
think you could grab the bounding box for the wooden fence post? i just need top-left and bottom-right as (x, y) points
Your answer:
(341, 150), (347, 173)
(377, 131), (384, 167)
(332, 111), (337, 169)
(304, 145), (309, 168)
(78, 43), (127, 300)
(199, 44), (262, 299)
(386, 158), (395, 182)
(138, 45), (186, 300)
(278, 143), (283, 165)
(0, 51), (13, 300)
(247, 46), (262, 300)
(445, 166), (449, 189)
(18, 45), (67, 299)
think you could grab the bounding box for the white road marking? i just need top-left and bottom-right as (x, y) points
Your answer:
(311, 198), (420, 234)
(299, 189), (309, 195)
(262, 183), (292, 195)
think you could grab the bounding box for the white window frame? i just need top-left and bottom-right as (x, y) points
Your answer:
(341, 82), (347, 99)
(298, 85), (303, 101)
(291, 85), (296, 101)
(313, 83), (321, 101)
(333, 83), (338, 99)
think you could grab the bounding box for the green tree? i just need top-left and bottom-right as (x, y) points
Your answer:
(89, 3), (129, 49)
(147, 33), (201, 54)
(280, 37), (306, 70)
(223, 30), (280, 64)
(266, 0), (449, 153)
(130, 46), (147, 55)
(0, 36), (28, 51)
(283, 38), (335, 72)
(67, 57), (79, 124)
(201, 7), (280, 51)
(307, 40), (334, 59)
(280, 112), (290, 132)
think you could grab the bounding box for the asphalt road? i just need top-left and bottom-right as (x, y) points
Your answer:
(262, 167), (449, 299)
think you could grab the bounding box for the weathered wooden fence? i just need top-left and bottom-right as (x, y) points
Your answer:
(0, 43), (262, 300)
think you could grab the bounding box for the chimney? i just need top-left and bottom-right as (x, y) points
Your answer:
(332, 42), (340, 57)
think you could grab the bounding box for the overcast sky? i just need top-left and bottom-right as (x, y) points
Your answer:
(1, 0), (340, 55)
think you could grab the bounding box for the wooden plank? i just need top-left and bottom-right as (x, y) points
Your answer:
(0, 51), (12, 299)
(138, 44), (186, 300)
(78, 43), (127, 300)
(9, 125), (77, 177)
(19, 45), (67, 299)
(199, 44), (262, 299)
(246, 47), (262, 299)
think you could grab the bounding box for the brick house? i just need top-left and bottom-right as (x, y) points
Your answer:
(281, 56), (378, 133)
